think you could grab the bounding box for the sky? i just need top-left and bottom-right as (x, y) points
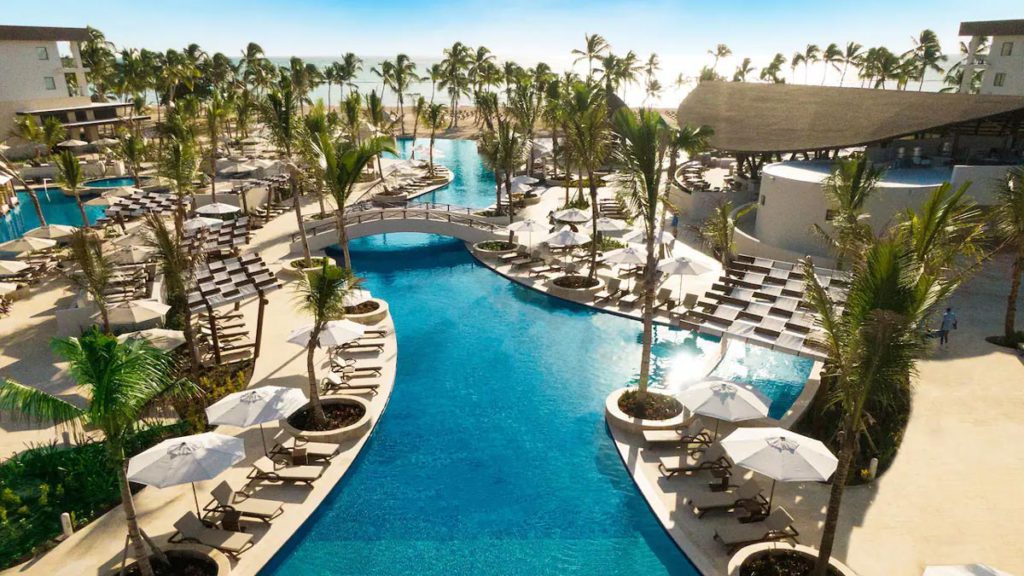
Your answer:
(3, 0), (1021, 105)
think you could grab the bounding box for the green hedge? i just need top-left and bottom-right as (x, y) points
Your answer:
(0, 421), (189, 569)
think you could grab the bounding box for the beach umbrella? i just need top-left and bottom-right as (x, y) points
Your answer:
(196, 202), (242, 216)
(117, 328), (187, 351)
(287, 319), (366, 348)
(342, 289), (372, 308)
(507, 219), (547, 246)
(512, 175), (539, 185)
(57, 139), (88, 148)
(510, 181), (533, 195)
(220, 162), (257, 176)
(108, 300), (171, 326)
(658, 256), (712, 296)
(92, 137), (119, 147)
(206, 386), (308, 456)
(183, 216), (222, 232)
(623, 229), (676, 245)
(595, 217), (628, 233)
(721, 426), (838, 508)
(604, 246), (649, 290)
(0, 282), (19, 296)
(553, 208), (590, 224)
(127, 432), (245, 516)
(23, 224), (77, 241)
(545, 226), (590, 248)
(110, 245), (155, 264)
(0, 236), (57, 256)
(85, 195), (120, 207)
(601, 173), (623, 184)
(0, 259), (30, 275)
(923, 565), (1013, 576)
(678, 380), (770, 437)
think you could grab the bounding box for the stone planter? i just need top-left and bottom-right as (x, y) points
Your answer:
(282, 395), (372, 444)
(109, 546), (229, 576)
(278, 257), (331, 280)
(345, 298), (389, 326)
(522, 194), (542, 206)
(546, 275), (604, 302)
(728, 543), (859, 576)
(471, 241), (520, 260)
(604, 387), (688, 434)
(372, 191), (408, 205)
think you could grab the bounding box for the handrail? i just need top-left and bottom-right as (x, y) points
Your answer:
(291, 203), (505, 243)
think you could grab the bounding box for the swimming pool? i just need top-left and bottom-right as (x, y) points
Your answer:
(1, 190), (106, 243)
(260, 140), (812, 575)
(83, 176), (139, 188)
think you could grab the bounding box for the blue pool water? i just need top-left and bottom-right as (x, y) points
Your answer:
(83, 176), (138, 188)
(0, 190), (106, 242)
(392, 138), (497, 209)
(261, 140), (813, 575)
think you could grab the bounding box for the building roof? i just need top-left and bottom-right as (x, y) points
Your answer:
(959, 19), (1024, 37)
(0, 25), (90, 42)
(16, 102), (134, 115)
(676, 82), (1024, 154)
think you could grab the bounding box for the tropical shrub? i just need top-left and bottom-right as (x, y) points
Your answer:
(171, 362), (252, 433)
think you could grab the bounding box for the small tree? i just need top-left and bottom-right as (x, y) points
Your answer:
(700, 200), (750, 267)
(145, 214), (204, 371)
(421, 103), (448, 176)
(66, 229), (114, 332)
(115, 132), (148, 188)
(158, 136), (198, 236)
(812, 156), (883, 270)
(0, 149), (46, 226)
(55, 149), (89, 228)
(993, 166), (1024, 343)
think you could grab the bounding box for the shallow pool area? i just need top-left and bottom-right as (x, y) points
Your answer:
(261, 140), (812, 575)
(1, 190), (106, 243)
(83, 176), (140, 188)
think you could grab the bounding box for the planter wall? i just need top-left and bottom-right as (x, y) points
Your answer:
(278, 258), (330, 280)
(604, 387), (688, 434)
(345, 298), (389, 326)
(282, 395), (372, 444)
(728, 543), (860, 576)
(109, 545), (230, 576)
(470, 242), (520, 260)
(545, 276), (604, 302)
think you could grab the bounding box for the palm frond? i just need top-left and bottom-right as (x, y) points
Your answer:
(0, 378), (85, 425)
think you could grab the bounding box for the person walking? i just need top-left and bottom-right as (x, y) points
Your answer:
(939, 307), (958, 346)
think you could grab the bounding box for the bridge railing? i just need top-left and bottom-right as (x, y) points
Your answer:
(292, 203), (505, 243)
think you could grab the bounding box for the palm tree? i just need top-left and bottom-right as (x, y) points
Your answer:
(159, 136), (198, 235)
(421, 103), (448, 176)
(341, 91), (363, 144)
(822, 43), (843, 84)
(840, 42), (864, 86)
(760, 53), (787, 84)
(145, 213), (203, 370)
(262, 77), (312, 266)
(562, 82), (610, 280)
(612, 108), (668, 411)
(732, 58), (756, 82)
(323, 62), (342, 109)
(707, 44), (732, 75)
(409, 96), (427, 159)
(992, 166), (1024, 342)
(572, 33), (610, 79)
(439, 42), (472, 127)
(66, 230), (114, 332)
(9, 115), (45, 161)
(294, 262), (360, 429)
(55, 149), (89, 228)
(337, 53), (363, 98)
(115, 132), (147, 188)
(479, 112), (525, 226)
(41, 117), (67, 155)
(666, 124), (714, 199)
(812, 156), (884, 269)
(801, 44), (821, 83)
(910, 29), (945, 91)
(700, 200), (750, 266)
(0, 330), (196, 576)
(392, 54), (420, 135)
(204, 92), (229, 202)
(312, 134), (396, 269)
(0, 149), (45, 227)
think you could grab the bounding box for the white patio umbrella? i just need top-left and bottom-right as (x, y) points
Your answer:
(923, 565), (1013, 576)
(110, 245), (155, 264)
(183, 216), (222, 232)
(206, 386), (308, 456)
(721, 426), (839, 507)
(678, 379), (770, 438)
(595, 217), (628, 233)
(220, 162), (258, 176)
(623, 229), (677, 245)
(658, 256), (712, 296)
(92, 137), (120, 147)
(507, 219), (547, 246)
(196, 202), (242, 216)
(0, 282), (19, 296)
(342, 289), (372, 308)
(604, 246), (648, 290)
(117, 328), (187, 351)
(108, 300), (171, 325)
(510, 181), (533, 195)
(0, 236), (57, 255)
(84, 195), (120, 207)
(545, 226), (590, 248)
(127, 432), (245, 516)
(57, 139), (88, 148)
(553, 208), (590, 224)
(23, 224), (77, 241)
(0, 259), (30, 275)
(287, 319), (366, 348)
(512, 175), (539, 185)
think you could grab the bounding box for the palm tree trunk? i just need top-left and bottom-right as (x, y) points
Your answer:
(812, 429), (856, 576)
(292, 179), (312, 266)
(637, 233), (658, 407)
(116, 458), (155, 576)
(305, 335), (328, 428)
(506, 172), (515, 242)
(209, 139), (218, 204)
(1005, 254), (1023, 340)
(587, 175), (599, 280)
(336, 207), (352, 270)
(74, 190), (89, 228)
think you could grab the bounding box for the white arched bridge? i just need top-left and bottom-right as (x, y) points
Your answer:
(290, 202), (508, 253)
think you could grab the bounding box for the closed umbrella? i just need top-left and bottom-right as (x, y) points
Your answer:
(0, 236), (57, 256)
(553, 208), (590, 224)
(127, 432), (245, 515)
(0, 260), (29, 275)
(196, 202), (242, 216)
(110, 245), (155, 264)
(57, 139), (88, 148)
(721, 426), (838, 507)
(117, 328), (187, 351)
(507, 219), (547, 246)
(24, 224), (77, 241)
(108, 300), (171, 326)
(923, 565), (1013, 576)
(206, 386), (308, 456)
(287, 319), (366, 348)
(658, 256), (712, 296)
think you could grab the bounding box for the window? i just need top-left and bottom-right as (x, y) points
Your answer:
(994, 72), (1006, 87)
(43, 77), (56, 90)
(1001, 41), (1014, 57)
(36, 46), (48, 60)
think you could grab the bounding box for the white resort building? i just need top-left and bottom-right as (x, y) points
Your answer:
(959, 19), (1024, 96)
(676, 81), (1024, 261)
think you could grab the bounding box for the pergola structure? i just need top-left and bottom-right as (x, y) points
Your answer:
(182, 217), (251, 255)
(677, 254), (849, 361)
(186, 253), (280, 365)
(104, 190), (183, 220)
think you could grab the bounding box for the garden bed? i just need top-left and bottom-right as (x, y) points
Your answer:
(288, 402), (365, 431)
(343, 298), (389, 325)
(729, 545), (856, 576)
(123, 550), (220, 576)
(282, 396), (372, 443)
(618, 389), (683, 420)
(345, 300), (380, 315)
(552, 275), (600, 289)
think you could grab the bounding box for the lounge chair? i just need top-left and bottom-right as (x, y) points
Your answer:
(529, 261), (561, 277)
(593, 278), (623, 303)
(247, 456), (325, 486)
(641, 417), (712, 448)
(204, 481), (283, 523)
(339, 338), (385, 352)
(619, 286), (642, 308)
(329, 356), (383, 376)
(321, 371), (381, 395)
(713, 507), (799, 553)
(668, 293), (700, 318)
(689, 479), (767, 518)
(270, 430), (340, 461)
(654, 287), (676, 311)
(658, 443), (731, 477)
(170, 511), (254, 558)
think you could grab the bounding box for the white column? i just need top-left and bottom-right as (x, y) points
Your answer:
(959, 36), (981, 94)
(69, 41), (88, 97)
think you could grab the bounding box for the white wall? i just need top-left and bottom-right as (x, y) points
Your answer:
(980, 34), (1024, 96)
(0, 40), (71, 102)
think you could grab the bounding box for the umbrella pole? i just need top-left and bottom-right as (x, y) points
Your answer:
(678, 275), (683, 302)
(191, 482), (201, 517)
(713, 419), (720, 442)
(768, 479), (776, 509)
(259, 422), (269, 456)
